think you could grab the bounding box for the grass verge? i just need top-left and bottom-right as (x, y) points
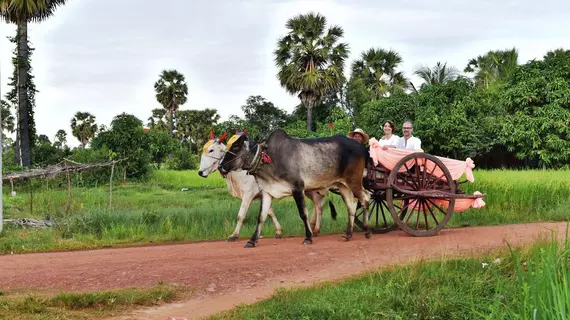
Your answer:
(0, 283), (189, 320)
(1, 169), (570, 254)
(208, 226), (570, 320)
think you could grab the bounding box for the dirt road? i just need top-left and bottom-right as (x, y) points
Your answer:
(1, 222), (568, 319)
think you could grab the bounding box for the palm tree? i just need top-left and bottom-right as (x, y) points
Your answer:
(147, 108), (169, 132)
(414, 62), (459, 87)
(1, 0), (68, 168)
(71, 112), (97, 148)
(351, 48), (410, 99)
(464, 48), (519, 88)
(274, 12), (349, 131)
(154, 70), (188, 136)
(54, 129), (66, 149)
(1, 99), (15, 134)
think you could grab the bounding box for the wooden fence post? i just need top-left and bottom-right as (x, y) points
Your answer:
(109, 161), (115, 209)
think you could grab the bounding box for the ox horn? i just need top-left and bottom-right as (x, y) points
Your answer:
(242, 129), (247, 135)
(219, 132), (228, 143)
(209, 130), (214, 140)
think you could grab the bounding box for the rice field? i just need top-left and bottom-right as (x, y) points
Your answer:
(1, 169), (570, 254)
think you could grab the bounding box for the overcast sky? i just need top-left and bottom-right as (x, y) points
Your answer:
(1, 0), (569, 147)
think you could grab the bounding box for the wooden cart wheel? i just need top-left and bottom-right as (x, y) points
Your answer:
(386, 152), (456, 237)
(354, 190), (407, 234)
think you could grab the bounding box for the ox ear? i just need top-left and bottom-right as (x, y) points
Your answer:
(219, 132), (228, 143)
(209, 130), (214, 140)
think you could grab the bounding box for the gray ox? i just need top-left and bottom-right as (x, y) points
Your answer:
(218, 129), (371, 248)
(198, 131), (337, 242)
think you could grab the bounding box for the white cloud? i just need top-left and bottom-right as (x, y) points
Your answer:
(1, 0), (569, 147)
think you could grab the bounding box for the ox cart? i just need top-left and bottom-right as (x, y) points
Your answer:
(347, 140), (486, 237)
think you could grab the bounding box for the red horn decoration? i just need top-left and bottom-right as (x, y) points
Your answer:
(209, 130), (214, 140)
(219, 132), (228, 143)
(243, 129), (247, 135)
(236, 130), (239, 134)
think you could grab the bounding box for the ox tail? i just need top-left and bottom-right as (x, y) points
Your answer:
(328, 193), (337, 221)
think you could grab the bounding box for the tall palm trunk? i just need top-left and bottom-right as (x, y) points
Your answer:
(17, 21), (31, 168)
(306, 102), (313, 131)
(168, 107), (174, 136)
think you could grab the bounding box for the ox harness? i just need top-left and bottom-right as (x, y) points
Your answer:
(246, 142), (272, 175)
(224, 132), (272, 176)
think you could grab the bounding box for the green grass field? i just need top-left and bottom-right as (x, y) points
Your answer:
(0, 283), (188, 320)
(208, 227), (570, 320)
(1, 169), (570, 319)
(1, 169), (570, 254)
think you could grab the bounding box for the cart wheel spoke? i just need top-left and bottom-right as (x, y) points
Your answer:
(354, 191), (398, 234)
(386, 153), (455, 237)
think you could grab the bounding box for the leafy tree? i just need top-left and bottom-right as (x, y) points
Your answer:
(413, 78), (496, 159)
(359, 90), (418, 139)
(274, 12), (349, 131)
(91, 113), (151, 181)
(154, 70), (188, 135)
(1, 99), (15, 137)
(215, 115), (248, 137)
(174, 109), (220, 153)
(4, 33), (38, 166)
(499, 49), (570, 167)
(32, 133), (65, 166)
(36, 134), (50, 145)
(351, 48), (410, 98)
(71, 111), (97, 148)
(54, 129), (67, 149)
(241, 95), (288, 139)
(345, 76), (371, 124)
(1, 0), (68, 168)
(414, 62), (459, 87)
(147, 130), (177, 168)
(147, 108), (168, 132)
(464, 48), (518, 89)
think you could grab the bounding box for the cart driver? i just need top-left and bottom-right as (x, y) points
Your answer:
(347, 128), (369, 145)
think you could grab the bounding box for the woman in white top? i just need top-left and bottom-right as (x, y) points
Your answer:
(378, 120), (399, 150)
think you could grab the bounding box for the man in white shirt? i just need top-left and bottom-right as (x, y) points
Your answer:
(396, 121), (422, 150)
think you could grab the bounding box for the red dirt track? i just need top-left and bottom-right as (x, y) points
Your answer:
(1, 222), (568, 319)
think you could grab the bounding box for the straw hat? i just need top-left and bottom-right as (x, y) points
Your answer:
(347, 128), (369, 143)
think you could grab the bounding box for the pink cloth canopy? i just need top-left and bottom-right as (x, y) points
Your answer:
(369, 138), (475, 182)
(368, 138), (485, 213)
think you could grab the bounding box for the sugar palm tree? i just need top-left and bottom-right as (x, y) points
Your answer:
(464, 48), (519, 88)
(1, 0), (68, 167)
(154, 70), (188, 136)
(351, 48), (410, 99)
(414, 62), (459, 87)
(71, 111), (97, 148)
(274, 12), (349, 131)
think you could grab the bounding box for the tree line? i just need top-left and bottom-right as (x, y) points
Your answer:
(2, 6), (570, 178)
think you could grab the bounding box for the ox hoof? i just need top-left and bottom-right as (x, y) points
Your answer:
(365, 232), (372, 239)
(302, 239), (313, 245)
(341, 235), (351, 241)
(274, 233), (283, 239)
(227, 235), (238, 242)
(244, 241), (256, 248)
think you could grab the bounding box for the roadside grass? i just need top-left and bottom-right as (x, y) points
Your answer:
(0, 283), (189, 320)
(1, 169), (570, 254)
(208, 227), (570, 320)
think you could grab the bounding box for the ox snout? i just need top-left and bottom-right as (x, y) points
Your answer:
(198, 170), (205, 177)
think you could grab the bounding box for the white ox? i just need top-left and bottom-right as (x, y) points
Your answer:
(198, 131), (283, 241)
(198, 131), (335, 242)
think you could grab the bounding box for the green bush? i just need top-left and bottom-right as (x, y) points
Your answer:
(164, 148), (199, 170)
